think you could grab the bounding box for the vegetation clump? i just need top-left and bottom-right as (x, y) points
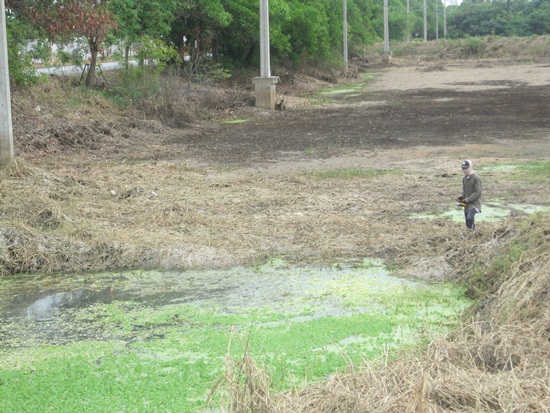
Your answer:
(214, 214), (550, 412)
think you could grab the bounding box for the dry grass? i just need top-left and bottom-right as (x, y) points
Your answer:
(213, 216), (550, 413)
(209, 327), (276, 413)
(1, 156), (457, 275)
(212, 215), (550, 412)
(364, 35), (550, 64)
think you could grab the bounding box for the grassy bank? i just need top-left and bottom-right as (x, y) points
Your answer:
(363, 35), (550, 63)
(222, 213), (550, 412)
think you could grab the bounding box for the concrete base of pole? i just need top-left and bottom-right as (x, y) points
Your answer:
(253, 76), (279, 110)
(0, 129), (13, 167)
(381, 52), (392, 66)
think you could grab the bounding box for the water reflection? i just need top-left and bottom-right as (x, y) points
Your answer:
(25, 290), (86, 320)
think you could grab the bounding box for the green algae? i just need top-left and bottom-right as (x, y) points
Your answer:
(413, 202), (550, 223)
(318, 85), (361, 95)
(0, 258), (471, 412)
(314, 73), (380, 99)
(220, 118), (250, 124)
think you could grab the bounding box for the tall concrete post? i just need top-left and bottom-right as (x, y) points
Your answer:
(381, 0), (391, 65)
(444, 1), (447, 37)
(423, 0), (428, 41)
(343, 0), (348, 74)
(406, 0), (410, 42)
(253, 0), (279, 110)
(0, 0), (14, 167)
(435, 0), (439, 40)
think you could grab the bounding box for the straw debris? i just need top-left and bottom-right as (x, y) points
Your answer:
(213, 214), (550, 412)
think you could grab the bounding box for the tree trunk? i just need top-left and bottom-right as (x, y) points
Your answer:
(86, 39), (99, 88)
(124, 43), (130, 69)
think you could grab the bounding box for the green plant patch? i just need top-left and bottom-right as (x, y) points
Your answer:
(304, 168), (404, 179)
(516, 160), (550, 179)
(482, 161), (550, 182)
(313, 74), (379, 100)
(0, 259), (472, 412)
(318, 85), (362, 95)
(412, 201), (550, 223)
(220, 118), (250, 124)
(360, 72), (381, 81)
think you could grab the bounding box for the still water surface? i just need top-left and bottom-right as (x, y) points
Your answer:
(1, 258), (424, 348)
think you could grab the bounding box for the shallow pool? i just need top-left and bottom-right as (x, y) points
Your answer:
(0, 258), (471, 412)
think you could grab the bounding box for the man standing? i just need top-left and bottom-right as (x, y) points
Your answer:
(457, 159), (482, 231)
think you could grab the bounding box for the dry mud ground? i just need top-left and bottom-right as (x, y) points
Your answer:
(3, 60), (550, 277)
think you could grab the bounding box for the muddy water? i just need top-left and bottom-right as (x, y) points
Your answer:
(1, 259), (422, 349)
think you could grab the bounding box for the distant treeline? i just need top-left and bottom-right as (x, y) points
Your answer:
(4, 0), (550, 86)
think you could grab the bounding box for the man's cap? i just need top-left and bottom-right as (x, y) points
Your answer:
(461, 160), (471, 169)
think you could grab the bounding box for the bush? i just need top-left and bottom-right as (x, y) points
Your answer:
(6, 18), (46, 88)
(461, 37), (486, 56)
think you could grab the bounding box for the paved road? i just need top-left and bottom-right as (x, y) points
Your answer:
(36, 60), (136, 76)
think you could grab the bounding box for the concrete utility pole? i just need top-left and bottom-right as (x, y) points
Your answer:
(444, 0), (447, 37)
(436, 0), (439, 40)
(406, 0), (410, 42)
(423, 0), (428, 41)
(343, 0), (348, 74)
(0, 0), (14, 167)
(381, 0), (391, 65)
(253, 0), (279, 110)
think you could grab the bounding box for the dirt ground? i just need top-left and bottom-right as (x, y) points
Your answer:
(2, 59), (550, 276)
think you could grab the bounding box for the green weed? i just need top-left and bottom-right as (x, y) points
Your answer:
(516, 160), (550, 179)
(304, 168), (404, 179)
(221, 119), (250, 124)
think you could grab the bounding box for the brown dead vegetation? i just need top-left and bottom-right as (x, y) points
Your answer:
(214, 215), (550, 412)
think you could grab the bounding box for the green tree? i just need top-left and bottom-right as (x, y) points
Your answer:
(448, 1), (505, 37)
(109, 0), (179, 67)
(527, 1), (550, 34)
(168, 0), (232, 76)
(447, 0), (550, 38)
(4, 0), (46, 87)
(214, 0), (258, 67)
(278, 0), (328, 64)
(348, 0), (378, 51)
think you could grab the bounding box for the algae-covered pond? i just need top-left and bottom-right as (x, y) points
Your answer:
(413, 202), (550, 223)
(0, 259), (472, 412)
